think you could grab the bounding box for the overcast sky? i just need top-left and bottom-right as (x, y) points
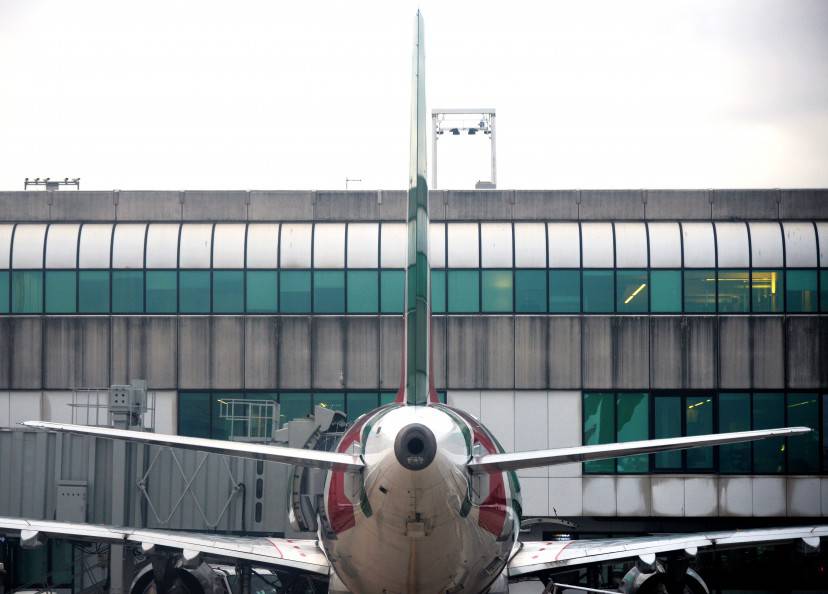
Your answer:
(1, 0), (826, 191)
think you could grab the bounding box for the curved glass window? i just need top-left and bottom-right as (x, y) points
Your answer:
(751, 269), (783, 313)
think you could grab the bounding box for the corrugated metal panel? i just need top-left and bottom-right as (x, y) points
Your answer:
(111, 224), (146, 269)
(480, 223), (512, 268)
(514, 222), (545, 268)
(12, 224), (47, 268)
(447, 223), (479, 268)
(547, 223), (580, 268)
(428, 223), (446, 268)
(313, 223), (346, 268)
(647, 222), (681, 268)
(0, 224), (13, 268)
(246, 224), (279, 269)
(45, 224), (80, 269)
(715, 222), (749, 268)
(280, 223), (312, 268)
(682, 223), (715, 268)
(783, 222), (818, 267)
(78, 224), (113, 269)
(614, 222), (647, 268)
(179, 224), (213, 268)
(212, 224), (246, 268)
(581, 223), (614, 268)
(749, 222), (783, 268)
(145, 224), (180, 269)
(347, 223), (378, 268)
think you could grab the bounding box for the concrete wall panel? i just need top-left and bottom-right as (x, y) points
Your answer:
(752, 317), (784, 389)
(377, 190), (409, 221)
(617, 476), (651, 516)
(548, 317), (581, 389)
(652, 477), (685, 516)
(0, 192), (50, 221)
(614, 317), (649, 389)
(519, 477), (549, 516)
(548, 477), (583, 517)
(315, 192), (380, 221)
(11, 317), (42, 388)
(650, 317), (682, 389)
(548, 390), (582, 478)
(111, 317), (175, 386)
(787, 477), (820, 516)
(51, 192), (116, 221)
(685, 317), (716, 389)
(248, 191), (313, 220)
(44, 318), (80, 388)
(211, 317), (243, 389)
(786, 317), (825, 388)
(312, 318), (345, 389)
(379, 317), (403, 390)
(144, 318), (177, 389)
(480, 317), (514, 389)
(582, 477), (616, 516)
(685, 477), (717, 516)
(753, 477), (786, 516)
(515, 391), (547, 478)
(780, 189), (828, 219)
(183, 191), (247, 221)
(178, 317), (211, 389)
(579, 190), (644, 220)
(344, 317), (378, 389)
(718, 477), (753, 517)
(244, 317), (278, 389)
(0, 318), (9, 388)
(514, 316), (547, 389)
(279, 317), (311, 389)
(445, 191), (512, 220)
(512, 191), (579, 220)
(479, 391), (515, 452)
(117, 191), (181, 221)
(718, 317), (750, 388)
(447, 317), (478, 388)
(645, 190), (711, 220)
(712, 190), (778, 220)
(582, 317), (612, 389)
(447, 390), (481, 419)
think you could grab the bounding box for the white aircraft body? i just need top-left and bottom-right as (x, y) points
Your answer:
(1, 12), (826, 594)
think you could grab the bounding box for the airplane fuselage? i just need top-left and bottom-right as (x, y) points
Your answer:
(321, 404), (521, 594)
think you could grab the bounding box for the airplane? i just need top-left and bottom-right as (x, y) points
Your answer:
(1, 11), (826, 594)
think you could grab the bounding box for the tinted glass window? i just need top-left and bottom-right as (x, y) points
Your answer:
(821, 271), (828, 312)
(213, 271), (244, 313)
(448, 270), (479, 313)
(616, 270), (648, 313)
(280, 270), (311, 313)
(347, 392), (379, 420)
(0, 271), (8, 313)
(431, 269), (446, 313)
(785, 270), (817, 313)
(45, 270), (76, 313)
(753, 392), (785, 473)
(787, 393), (819, 473)
(179, 270), (210, 313)
(583, 270), (614, 313)
(178, 392), (211, 438)
(650, 270), (681, 313)
(347, 270), (378, 313)
(78, 270), (109, 313)
(12, 270), (43, 313)
(380, 392), (398, 406)
(718, 392), (751, 473)
(280, 393), (312, 423)
(146, 270), (177, 313)
(583, 392), (615, 473)
(718, 270), (749, 312)
(823, 394), (828, 473)
(515, 269), (546, 313)
(549, 269), (580, 313)
(616, 392), (648, 473)
(314, 392), (345, 413)
(314, 270), (345, 313)
(684, 270), (715, 313)
(112, 270), (144, 313)
(653, 396), (681, 470)
(686, 395), (713, 469)
(482, 270), (513, 312)
(751, 269), (784, 313)
(380, 270), (405, 314)
(246, 270), (278, 313)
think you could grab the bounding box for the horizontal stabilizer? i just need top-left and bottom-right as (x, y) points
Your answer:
(21, 421), (363, 472)
(469, 427), (810, 473)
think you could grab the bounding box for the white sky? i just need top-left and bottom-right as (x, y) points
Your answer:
(0, 0), (826, 191)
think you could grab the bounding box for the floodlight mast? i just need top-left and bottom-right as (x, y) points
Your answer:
(431, 108), (496, 189)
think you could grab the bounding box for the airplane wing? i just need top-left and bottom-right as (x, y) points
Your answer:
(509, 525), (828, 577)
(0, 517), (330, 575)
(21, 421), (363, 472)
(468, 427), (809, 473)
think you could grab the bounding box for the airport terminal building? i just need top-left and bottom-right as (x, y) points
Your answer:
(0, 188), (827, 587)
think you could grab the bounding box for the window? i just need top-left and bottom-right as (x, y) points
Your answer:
(823, 394), (828, 473)
(112, 270), (143, 313)
(752, 392), (785, 474)
(482, 270), (513, 312)
(178, 392), (211, 438)
(548, 270), (580, 313)
(653, 396), (682, 470)
(583, 392), (615, 473)
(821, 271), (828, 312)
(718, 269), (749, 312)
(280, 270), (311, 313)
(650, 270), (681, 313)
(685, 395), (713, 470)
(280, 393), (312, 423)
(380, 391), (398, 406)
(246, 270), (278, 313)
(347, 270), (378, 313)
(787, 393), (819, 473)
(78, 270), (109, 313)
(786, 270), (817, 313)
(684, 270), (715, 313)
(515, 269), (546, 313)
(616, 392), (649, 473)
(180, 270), (210, 313)
(616, 270), (648, 313)
(431, 269), (446, 313)
(447, 270), (479, 313)
(12, 270), (43, 313)
(146, 270), (177, 313)
(211, 392), (243, 440)
(582, 270), (613, 313)
(213, 270), (244, 313)
(314, 270), (345, 313)
(45, 270), (76, 313)
(314, 392), (345, 413)
(0, 270), (8, 313)
(751, 269), (783, 313)
(380, 270), (405, 314)
(347, 392), (379, 420)
(718, 393), (751, 473)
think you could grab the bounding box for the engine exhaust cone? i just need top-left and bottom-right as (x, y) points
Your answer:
(394, 423), (437, 471)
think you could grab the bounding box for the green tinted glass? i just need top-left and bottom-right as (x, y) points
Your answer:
(78, 270), (109, 313)
(785, 270), (817, 312)
(347, 270), (378, 313)
(686, 395), (713, 469)
(178, 392), (211, 438)
(650, 270), (681, 313)
(146, 270), (177, 313)
(112, 270), (143, 313)
(753, 392), (785, 473)
(211, 391), (243, 440)
(515, 269), (546, 313)
(314, 392), (345, 413)
(718, 392), (751, 473)
(244, 392), (278, 438)
(821, 271), (828, 311)
(787, 393), (819, 473)
(751, 269), (784, 312)
(12, 270), (43, 313)
(280, 270), (311, 313)
(51, 540), (74, 585)
(654, 396), (682, 470)
(549, 270), (580, 313)
(179, 270), (210, 313)
(0, 271), (8, 313)
(448, 270), (479, 313)
(431, 269), (446, 313)
(280, 393), (312, 423)
(213, 270), (244, 313)
(380, 270), (405, 314)
(45, 270), (76, 313)
(380, 392), (398, 406)
(583, 392), (615, 473)
(718, 269), (749, 312)
(616, 392), (649, 473)
(684, 270), (716, 313)
(314, 270), (345, 313)
(347, 392), (379, 420)
(583, 270), (614, 313)
(246, 270), (278, 313)
(616, 270), (648, 313)
(482, 269), (513, 312)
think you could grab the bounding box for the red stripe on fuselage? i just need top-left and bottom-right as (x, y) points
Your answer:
(326, 414), (371, 534)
